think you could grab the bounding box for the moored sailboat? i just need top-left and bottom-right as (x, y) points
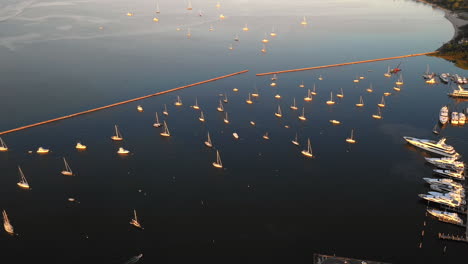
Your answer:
(212, 150), (223, 168)
(0, 137), (8, 152)
(160, 121), (170, 137)
(290, 98), (298, 110)
(355, 96), (364, 107)
(111, 125), (123, 141)
(17, 166), (30, 189)
(326, 92), (335, 105)
(61, 157), (73, 176)
(301, 138), (313, 157)
(130, 209), (143, 229)
(292, 133), (299, 146)
(153, 112), (162, 127)
(298, 107), (307, 121)
(346, 129), (356, 144)
(2, 210), (14, 235)
(275, 105), (282, 117)
(205, 132), (213, 148)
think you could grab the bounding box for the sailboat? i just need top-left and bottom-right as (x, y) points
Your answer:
(275, 105), (282, 118)
(212, 150), (223, 168)
(298, 107), (307, 121)
(311, 84), (317, 95)
(337, 88), (344, 98)
(17, 166), (30, 189)
(156, 1), (160, 13)
(261, 33), (269, 43)
(111, 125), (123, 141)
(263, 132), (270, 140)
(160, 121), (170, 137)
(75, 142), (87, 150)
(346, 129), (356, 144)
(246, 94), (253, 104)
(261, 44), (267, 54)
(186, 0), (193, 10)
(366, 84), (373, 93)
(243, 24), (249, 31)
(191, 98), (200, 110)
(291, 133), (299, 146)
(234, 34), (239, 41)
(270, 27), (277, 37)
(304, 89), (312, 102)
(250, 121), (256, 126)
(326, 92), (335, 105)
(372, 108), (382, 119)
(130, 209), (143, 229)
(153, 112), (162, 127)
(299, 81), (305, 88)
(251, 87), (259, 97)
(301, 138), (313, 158)
(0, 137), (8, 152)
(209, 24), (214, 31)
(290, 98), (298, 110)
(204, 132), (213, 148)
(393, 85), (401, 92)
(271, 74), (277, 81)
(384, 66), (391, 77)
(217, 100), (224, 111)
(395, 74), (404, 85)
(301, 16), (307, 25)
(36, 147), (49, 154)
(117, 147), (130, 154)
(61, 157), (73, 176)
(274, 93), (281, 99)
(432, 123), (440, 135)
(377, 96), (386, 108)
(186, 28), (191, 39)
(163, 104), (169, 115)
(355, 96), (364, 107)
(175, 96), (183, 106)
(2, 210), (14, 235)
(223, 112), (230, 124)
(223, 94), (228, 103)
(199, 111), (205, 122)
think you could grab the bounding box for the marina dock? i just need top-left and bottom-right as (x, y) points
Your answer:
(0, 70), (248, 136)
(313, 253), (391, 264)
(255, 52), (437, 76)
(438, 233), (468, 243)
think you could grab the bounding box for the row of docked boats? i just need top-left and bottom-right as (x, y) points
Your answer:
(439, 105), (466, 125)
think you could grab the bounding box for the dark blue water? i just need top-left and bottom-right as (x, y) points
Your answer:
(0, 0), (467, 263)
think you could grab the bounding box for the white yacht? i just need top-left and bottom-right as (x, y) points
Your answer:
(298, 107), (306, 121)
(163, 104), (169, 116)
(427, 209), (463, 225)
(199, 111), (205, 122)
(418, 193), (462, 207)
(403, 137), (459, 158)
(448, 85), (468, 98)
(246, 93), (253, 104)
(0, 137), (8, 152)
(117, 147), (130, 154)
(223, 112), (229, 124)
(192, 98), (200, 110)
(137, 105), (143, 112)
(440, 106), (449, 125)
(425, 157), (464, 170)
(346, 129), (356, 144)
(174, 96), (183, 106)
(263, 132), (270, 140)
(430, 183), (463, 193)
(424, 178), (463, 189)
(355, 96), (364, 107)
(451, 112), (459, 125)
(217, 100), (224, 111)
(326, 92), (335, 105)
(433, 169), (465, 180)
(37, 147), (49, 154)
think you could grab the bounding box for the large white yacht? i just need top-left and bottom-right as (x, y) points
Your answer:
(440, 106), (449, 125)
(427, 209), (463, 225)
(423, 178), (463, 189)
(403, 137), (459, 158)
(433, 169), (465, 180)
(418, 193), (462, 207)
(448, 85), (468, 98)
(425, 157), (465, 170)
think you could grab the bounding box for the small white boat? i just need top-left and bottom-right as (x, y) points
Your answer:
(160, 121), (170, 137)
(233, 88), (239, 92)
(223, 94), (228, 103)
(451, 112), (459, 125)
(440, 106), (449, 125)
(261, 33), (269, 43)
(205, 132), (213, 148)
(0, 137), (8, 152)
(292, 133), (300, 146)
(137, 105), (143, 112)
(186, 28), (191, 39)
(130, 209), (143, 229)
(153, 112), (162, 127)
(355, 96), (364, 107)
(163, 104), (169, 116)
(223, 112), (230, 124)
(346, 129), (356, 144)
(251, 88), (259, 97)
(299, 81), (305, 88)
(311, 84), (317, 95)
(228, 44), (233, 50)
(61, 157), (73, 176)
(353, 76), (359, 83)
(298, 107), (307, 121)
(2, 210), (14, 235)
(250, 121), (256, 126)
(37, 147), (49, 154)
(271, 74), (278, 81)
(330, 120), (341, 125)
(17, 166), (30, 189)
(153, 17), (159, 22)
(192, 98), (200, 110)
(393, 86), (401, 92)
(216, 1), (221, 8)
(290, 98), (298, 110)
(274, 94), (281, 99)
(384, 92), (392, 96)
(270, 27), (277, 37)
(263, 132), (270, 140)
(111, 125), (123, 141)
(318, 75), (323, 81)
(243, 24), (249, 31)
(301, 138), (313, 157)
(275, 105), (282, 118)
(209, 24), (214, 31)
(234, 34), (239, 41)
(459, 113), (466, 125)
(233, 133), (239, 139)
(426, 77), (436, 84)
(212, 150), (223, 168)
(75, 142), (87, 150)
(377, 96), (385, 108)
(336, 88), (344, 98)
(366, 84), (373, 93)
(156, 1), (160, 13)
(246, 94), (253, 104)
(304, 89), (313, 102)
(174, 96), (183, 106)
(372, 107), (382, 119)
(126, 12), (134, 17)
(217, 100), (224, 111)
(301, 16), (307, 25)
(326, 92), (335, 105)
(199, 111), (205, 122)
(117, 147), (130, 154)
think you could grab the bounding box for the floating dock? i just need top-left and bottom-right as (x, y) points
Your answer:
(438, 233), (468, 243)
(313, 253), (391, 264)
(255, 52), (437, 76)
(0, 70), (249, 135)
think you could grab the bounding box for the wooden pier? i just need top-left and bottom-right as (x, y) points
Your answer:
(255, 52), (437, 76)
(438, 233), (468, 243)
(0, 70), (248, 136)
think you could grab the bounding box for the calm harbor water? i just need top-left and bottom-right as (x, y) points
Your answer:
(0, 0), (467, 263)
